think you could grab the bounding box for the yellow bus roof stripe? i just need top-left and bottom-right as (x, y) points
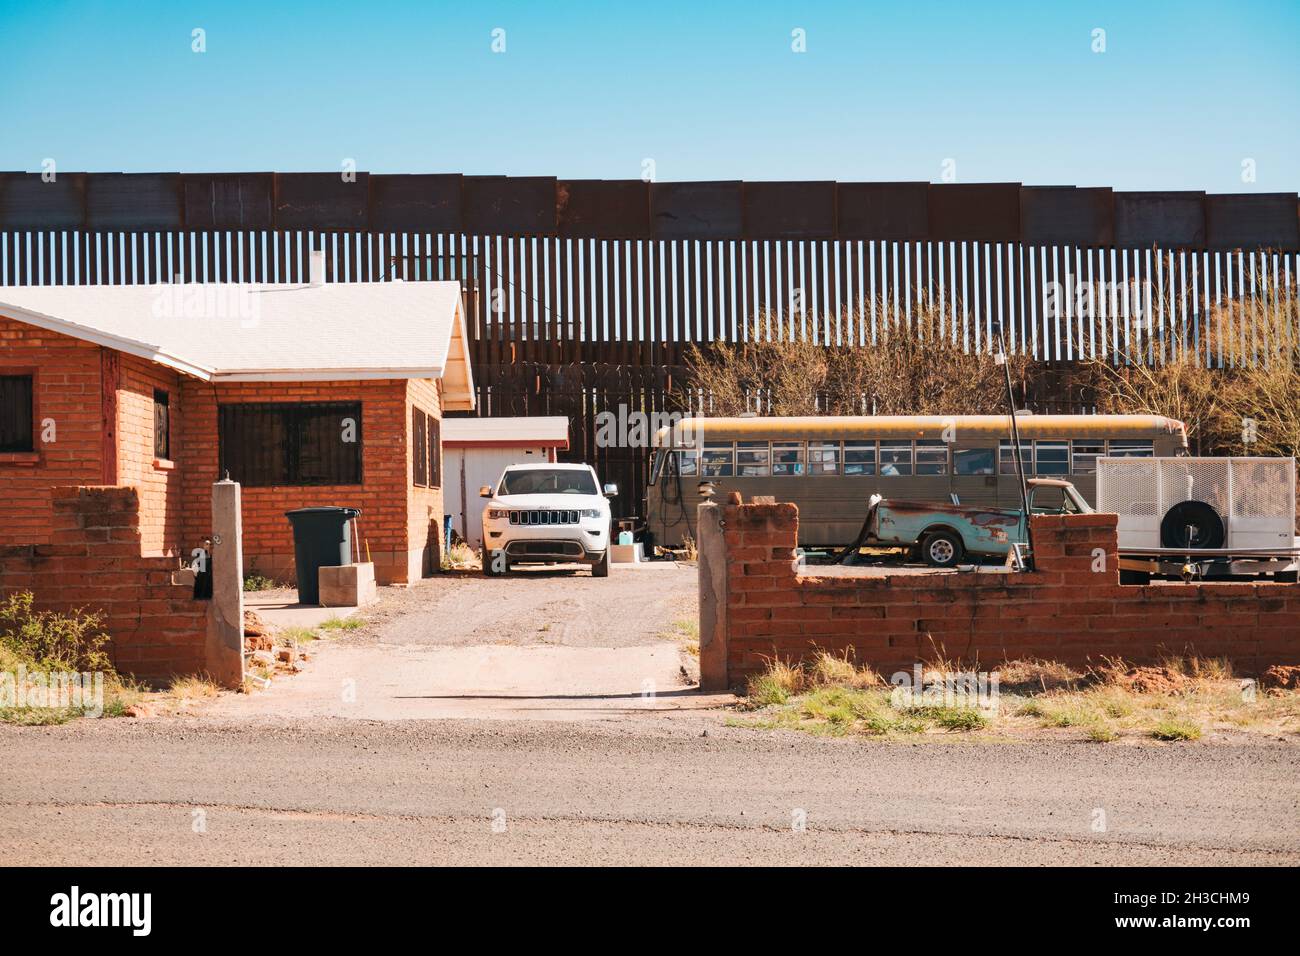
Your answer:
(657, 415), (1186, 443)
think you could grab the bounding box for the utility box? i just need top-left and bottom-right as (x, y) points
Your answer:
(1097, 457), (1296, 552)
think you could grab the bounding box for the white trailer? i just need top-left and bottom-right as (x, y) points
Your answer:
(1096, 456), (1299, 580)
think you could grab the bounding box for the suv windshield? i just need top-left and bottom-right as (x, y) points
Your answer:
(500, 469), (597, 496)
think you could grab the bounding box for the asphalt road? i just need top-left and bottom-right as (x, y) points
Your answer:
(3, 716), (1297, 866)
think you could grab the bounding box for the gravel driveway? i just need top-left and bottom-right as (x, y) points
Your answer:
(214, 561), (715, 722)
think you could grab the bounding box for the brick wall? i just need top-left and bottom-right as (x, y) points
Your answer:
(0, 316), (106, 544)
(709, 501), (1300, 688)
(0, 486), (208, 680)
(406, 378), (444, 581)
(117, 354), (185, 555)
(178, 377), (433, 586)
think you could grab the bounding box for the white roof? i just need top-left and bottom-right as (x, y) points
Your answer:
(0, 279), (476, 410)
(442, 416), (569, 447)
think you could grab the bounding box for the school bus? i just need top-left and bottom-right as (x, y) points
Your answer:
(646, 414), (1188, 548)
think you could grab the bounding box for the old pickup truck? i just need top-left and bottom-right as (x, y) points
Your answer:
(843, 478), (1093, 568)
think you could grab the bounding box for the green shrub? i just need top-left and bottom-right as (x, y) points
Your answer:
(0, 592), (111, 672)
(1150, 719), (1202, 741)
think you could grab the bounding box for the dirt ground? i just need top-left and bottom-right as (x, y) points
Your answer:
(214, 560), (716, 722)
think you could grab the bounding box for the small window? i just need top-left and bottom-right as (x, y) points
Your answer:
(954, 447), (995, 476)
(771, 441), (805, 476)
(736, 440), (770, 477)
(702, 442), (734, 477)
(1, 374), (35, 453)
(1108, 439), (1154, 458)
(915, 440), (948, 476)
(999, 440), (1032, 476)
(1035, 440), (1070, 476)
(844, 440), (876, 476)
(808, 441), (840, 476)
(879, 441), (913, 477)
(1071, 440), (1105, 475)
(677, 449), (699, 477)
(152, 389), (170, 460)
(413, 410), (429, 486)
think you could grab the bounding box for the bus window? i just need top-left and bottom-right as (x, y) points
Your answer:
(808, 441), (840, 475)
(736, 441), (771, 477)
(677, 449), (700, 477)
(915, 440), (948, 475)
(954, 447), (995, 475)
(844, 440), (876, 476)
(999, 440), (1032, 475)
(702, 442), (733, 477)
(1071, 440), (1104, 474)
(772, 441), (805, 476)
(1034, 440), (1070, 475)
(879, 441), (913, 476)
(1108, 439), (1154, 458)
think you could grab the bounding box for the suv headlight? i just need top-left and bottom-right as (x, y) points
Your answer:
(487, 509), (510, 519)
(580, 509), (603, 519)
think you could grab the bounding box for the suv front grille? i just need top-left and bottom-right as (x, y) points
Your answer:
(508, 509), (580, 526)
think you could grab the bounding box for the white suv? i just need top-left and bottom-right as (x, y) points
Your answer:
(480, 463), (616, 577)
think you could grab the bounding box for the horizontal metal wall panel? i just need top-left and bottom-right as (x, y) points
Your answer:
(183, 173), (274, 229)
(650, 181), (742, 239)
(743, 181), (836, 238)
(928, 183), (1020, 241)
(1020, 186), (1114, 246)
(836, 182), (928, 239)
(369, 174), (462, 232)
(1114, 191), (1206, 248)
(557, 180), (650, 237)
(462, 176), (557, 236)
(1205, 193), (1299, 250)
(274, 173), (369, 229)
(0, 172), (86, 229)
(86, 173), (183, 230)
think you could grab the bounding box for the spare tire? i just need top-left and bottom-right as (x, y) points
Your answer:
(1159, 500), (1225, 550)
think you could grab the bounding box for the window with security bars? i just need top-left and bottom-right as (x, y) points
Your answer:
(219, 402), (362, 486)
(153, 389), (170, 460)
(0, 375), (34, 453)
(412, 409), (440, 488)
(413, 410), (428, 486)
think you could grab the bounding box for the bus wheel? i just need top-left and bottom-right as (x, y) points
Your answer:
(921, 531), (963, 568)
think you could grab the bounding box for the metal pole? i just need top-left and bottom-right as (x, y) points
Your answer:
(994, 321), (1034, 570)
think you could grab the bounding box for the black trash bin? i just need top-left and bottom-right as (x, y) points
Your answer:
(285, 507), (361, 605)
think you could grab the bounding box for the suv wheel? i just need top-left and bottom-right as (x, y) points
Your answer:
(591, 549), (610, 578)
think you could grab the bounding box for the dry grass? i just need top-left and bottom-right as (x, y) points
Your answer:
(442, 541), (480, 570)
(732, 651), (1300, 744)
(662, 617), (700, 657)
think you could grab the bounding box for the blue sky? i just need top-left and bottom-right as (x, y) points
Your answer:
(1, 0), (1296, 191)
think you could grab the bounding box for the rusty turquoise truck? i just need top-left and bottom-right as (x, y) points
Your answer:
(847, 478), (1093, 568)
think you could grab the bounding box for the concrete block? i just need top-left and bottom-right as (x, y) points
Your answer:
(610, 543), (644, 564)
(318, 562), (378, 608)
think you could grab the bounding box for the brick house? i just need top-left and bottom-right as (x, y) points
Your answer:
(0, 256), (475, 587)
